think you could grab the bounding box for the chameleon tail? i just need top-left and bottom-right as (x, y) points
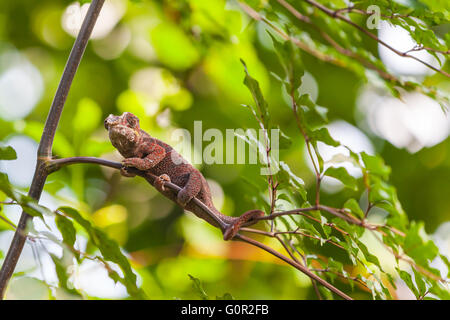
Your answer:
(223, 209), (265, 241)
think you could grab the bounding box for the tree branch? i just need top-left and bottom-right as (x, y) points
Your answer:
(0, 0), (105, 299)
(45, 156), (353, 300)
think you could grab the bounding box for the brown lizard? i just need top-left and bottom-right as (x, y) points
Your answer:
(104, 112), (264, 240)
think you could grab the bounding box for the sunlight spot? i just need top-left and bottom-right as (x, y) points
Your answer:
(5, 277), (50, 300)
(0, 231), (36, 273)
(93, 24), (131, 60)
(130, 68), (180, 102)
(358, 88), (449, 153)
(62, 0), (126, 40)
(431, 222), (450, 279)
(0, 135), (38, 187)
(207, 179), (224, 211)
(0, 51), (43, 120)
(378, 20), (442, 76)
(127, 16), (159, 62)
(72, 259), (129, 299)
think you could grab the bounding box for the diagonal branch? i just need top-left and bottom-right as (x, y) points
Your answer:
(45, 156), (353, 300)
(0, 0), (105, 299)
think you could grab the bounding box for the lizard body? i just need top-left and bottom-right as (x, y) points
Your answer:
(104, 112), (263, 240)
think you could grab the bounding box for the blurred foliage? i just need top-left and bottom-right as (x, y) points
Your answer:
(0, 0), (449, 300)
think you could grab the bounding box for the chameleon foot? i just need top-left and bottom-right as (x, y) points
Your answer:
(120, 166), (136, 177)
(223, 209), (265, 240)
(154, 174), (171, 192)
(177, 189), (193, 207)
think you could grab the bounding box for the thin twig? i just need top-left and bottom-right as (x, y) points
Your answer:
(303, 0), (450, 77)
(0, 214), (17, 230)
(235, 233), (353, 299)
(238, 1), (350, 68)
(275, 0), (398, 82)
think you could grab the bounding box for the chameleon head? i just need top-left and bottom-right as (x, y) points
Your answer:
(104, 112), (142, 156)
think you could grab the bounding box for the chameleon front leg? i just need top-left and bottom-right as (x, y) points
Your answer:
(122, 156), (158, 171)
(120, 167), (136, 177)
(122, 144), (166, 172)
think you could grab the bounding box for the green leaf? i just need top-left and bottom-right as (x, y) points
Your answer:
(304, 105), (329, 128)
(327, 257), (345, 283)
(278, 127), (292, 149)
(268, 32), (304, 93)
(0, 172), (14, 199)
(241, 59), (270, 128)
(55, 214), (78, 259)
(277, 161), (307, 200)
(324, 166), (358, 191)
(57, 206), (144, 299)
(355, 239), (384, 272)
(297, 94), (316, 109)
(308, 128), (340, 147)
(295, 94), (329, 129)
(58, 207), (91, 230)
(361, 152), (391, 180)
(188, 274), (209, 300)
(369, 178), (396, 203)
(404, 221), (439, 266)
(412, 268), (427, 297)
(216, 293), (234, 300)
(343, 199), (365, 219)
(429, 281), (450, 300)
(21, 199), (52, 226)
(50, 252), (81, 297)
(0, 145), (17, 160)
(0, 175), (51, 226)
(439, 254), (450, 278)
(398, 269), (419, 299)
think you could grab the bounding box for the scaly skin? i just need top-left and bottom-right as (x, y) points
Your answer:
(104, 112), (263, 240)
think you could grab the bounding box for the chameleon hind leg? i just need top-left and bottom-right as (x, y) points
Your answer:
(176, 170), (202, 207)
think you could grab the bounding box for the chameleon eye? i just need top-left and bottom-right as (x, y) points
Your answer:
(126, 115), (139, 128)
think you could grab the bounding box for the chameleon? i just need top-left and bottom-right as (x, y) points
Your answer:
(104, 112), (264, 240)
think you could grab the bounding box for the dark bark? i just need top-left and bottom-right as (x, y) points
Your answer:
(0, 0), (105, 298)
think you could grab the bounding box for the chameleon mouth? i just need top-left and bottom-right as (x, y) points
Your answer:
(104, 114), (120, 130)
